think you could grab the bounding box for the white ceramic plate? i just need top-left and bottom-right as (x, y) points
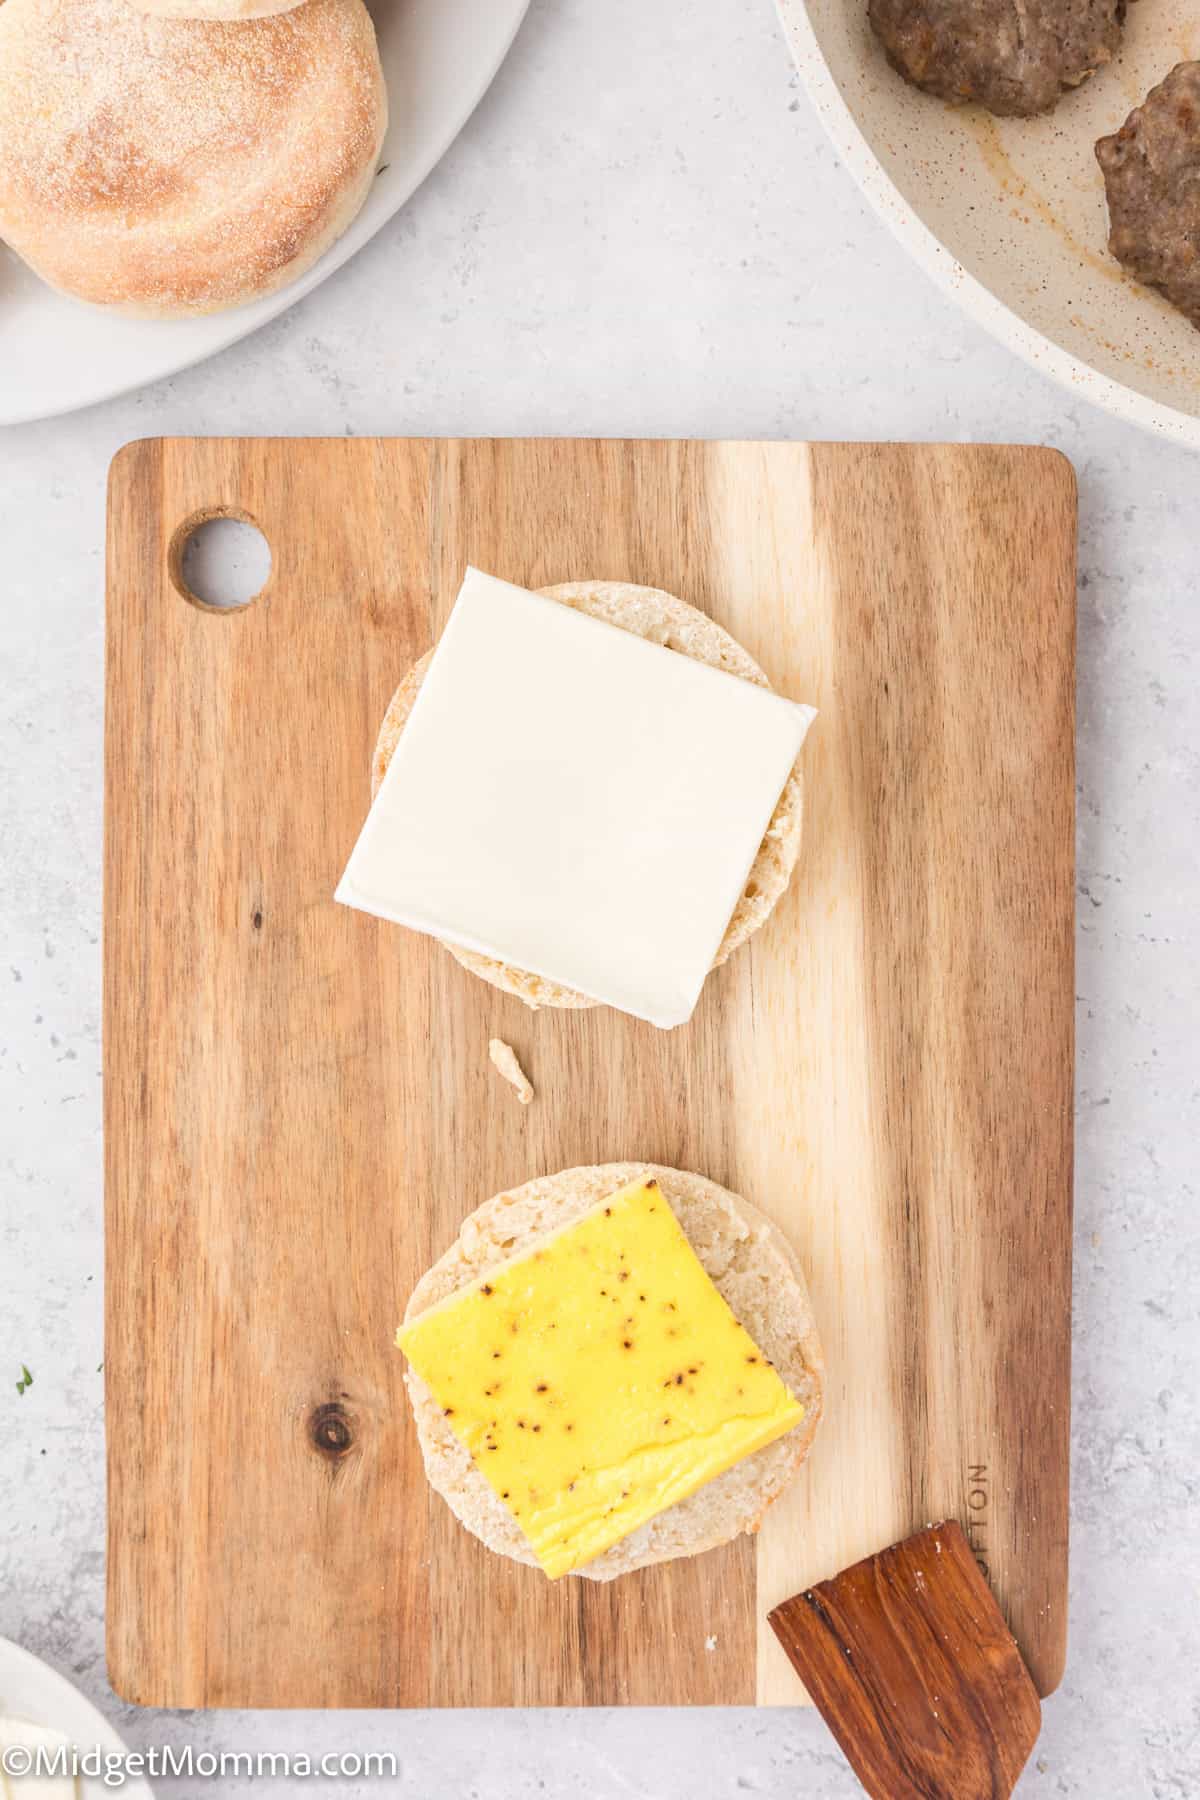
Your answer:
(0, 0), (530, 428)
(0, 1635), (153, 1800)
(777, 0), (1200, 447)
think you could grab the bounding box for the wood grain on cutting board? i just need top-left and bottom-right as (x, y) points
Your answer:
(104, 439), (1075, 1709)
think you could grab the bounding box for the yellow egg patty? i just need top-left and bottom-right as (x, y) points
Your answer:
(397, 1177), (805, 1577)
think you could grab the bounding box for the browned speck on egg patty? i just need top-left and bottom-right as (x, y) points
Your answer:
(868, 0), (1127, 117)
(1096, 61), (1200, 331)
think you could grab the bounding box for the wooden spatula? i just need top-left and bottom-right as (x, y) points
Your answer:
(768, 1521), (1042, 1800)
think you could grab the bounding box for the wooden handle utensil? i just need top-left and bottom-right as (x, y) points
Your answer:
(768, 1521), (1042, 1800)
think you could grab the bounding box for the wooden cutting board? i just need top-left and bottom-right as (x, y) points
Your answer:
(104, 437), (1075, 1709)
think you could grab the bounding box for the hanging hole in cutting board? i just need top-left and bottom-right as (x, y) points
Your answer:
(170, 512), (272, 612)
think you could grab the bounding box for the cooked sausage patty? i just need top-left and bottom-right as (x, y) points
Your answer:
(868, 0), (1126, 117)
(1096, 62), (1200, 330)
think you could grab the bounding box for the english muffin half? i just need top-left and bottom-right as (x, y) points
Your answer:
(402, 1162), (824, 1579)
(372, 581), (807, 1009)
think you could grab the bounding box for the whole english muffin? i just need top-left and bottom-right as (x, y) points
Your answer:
(403, 1163), (825, 1579)
(0, 0), (387, 317)
(868, 0), (1127, 117)
(371, 581), (809, 1010)
(1096, 62), (1200, 330)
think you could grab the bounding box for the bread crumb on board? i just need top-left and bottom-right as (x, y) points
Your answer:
(488, 1039), (534, 1105)
(704, 1635), (718, 1653)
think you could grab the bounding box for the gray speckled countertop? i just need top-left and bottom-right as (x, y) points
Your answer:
(2, 1), (1197, 1795)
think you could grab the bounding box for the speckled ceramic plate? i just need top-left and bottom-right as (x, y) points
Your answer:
(777, 0), (1200, 447)
(0, 1635), (153, 1800)
(0, 0), (530, 429)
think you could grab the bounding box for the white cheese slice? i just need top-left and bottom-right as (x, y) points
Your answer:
(0, 1720), (77, 1800)
(336, 569), (815, 1028)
